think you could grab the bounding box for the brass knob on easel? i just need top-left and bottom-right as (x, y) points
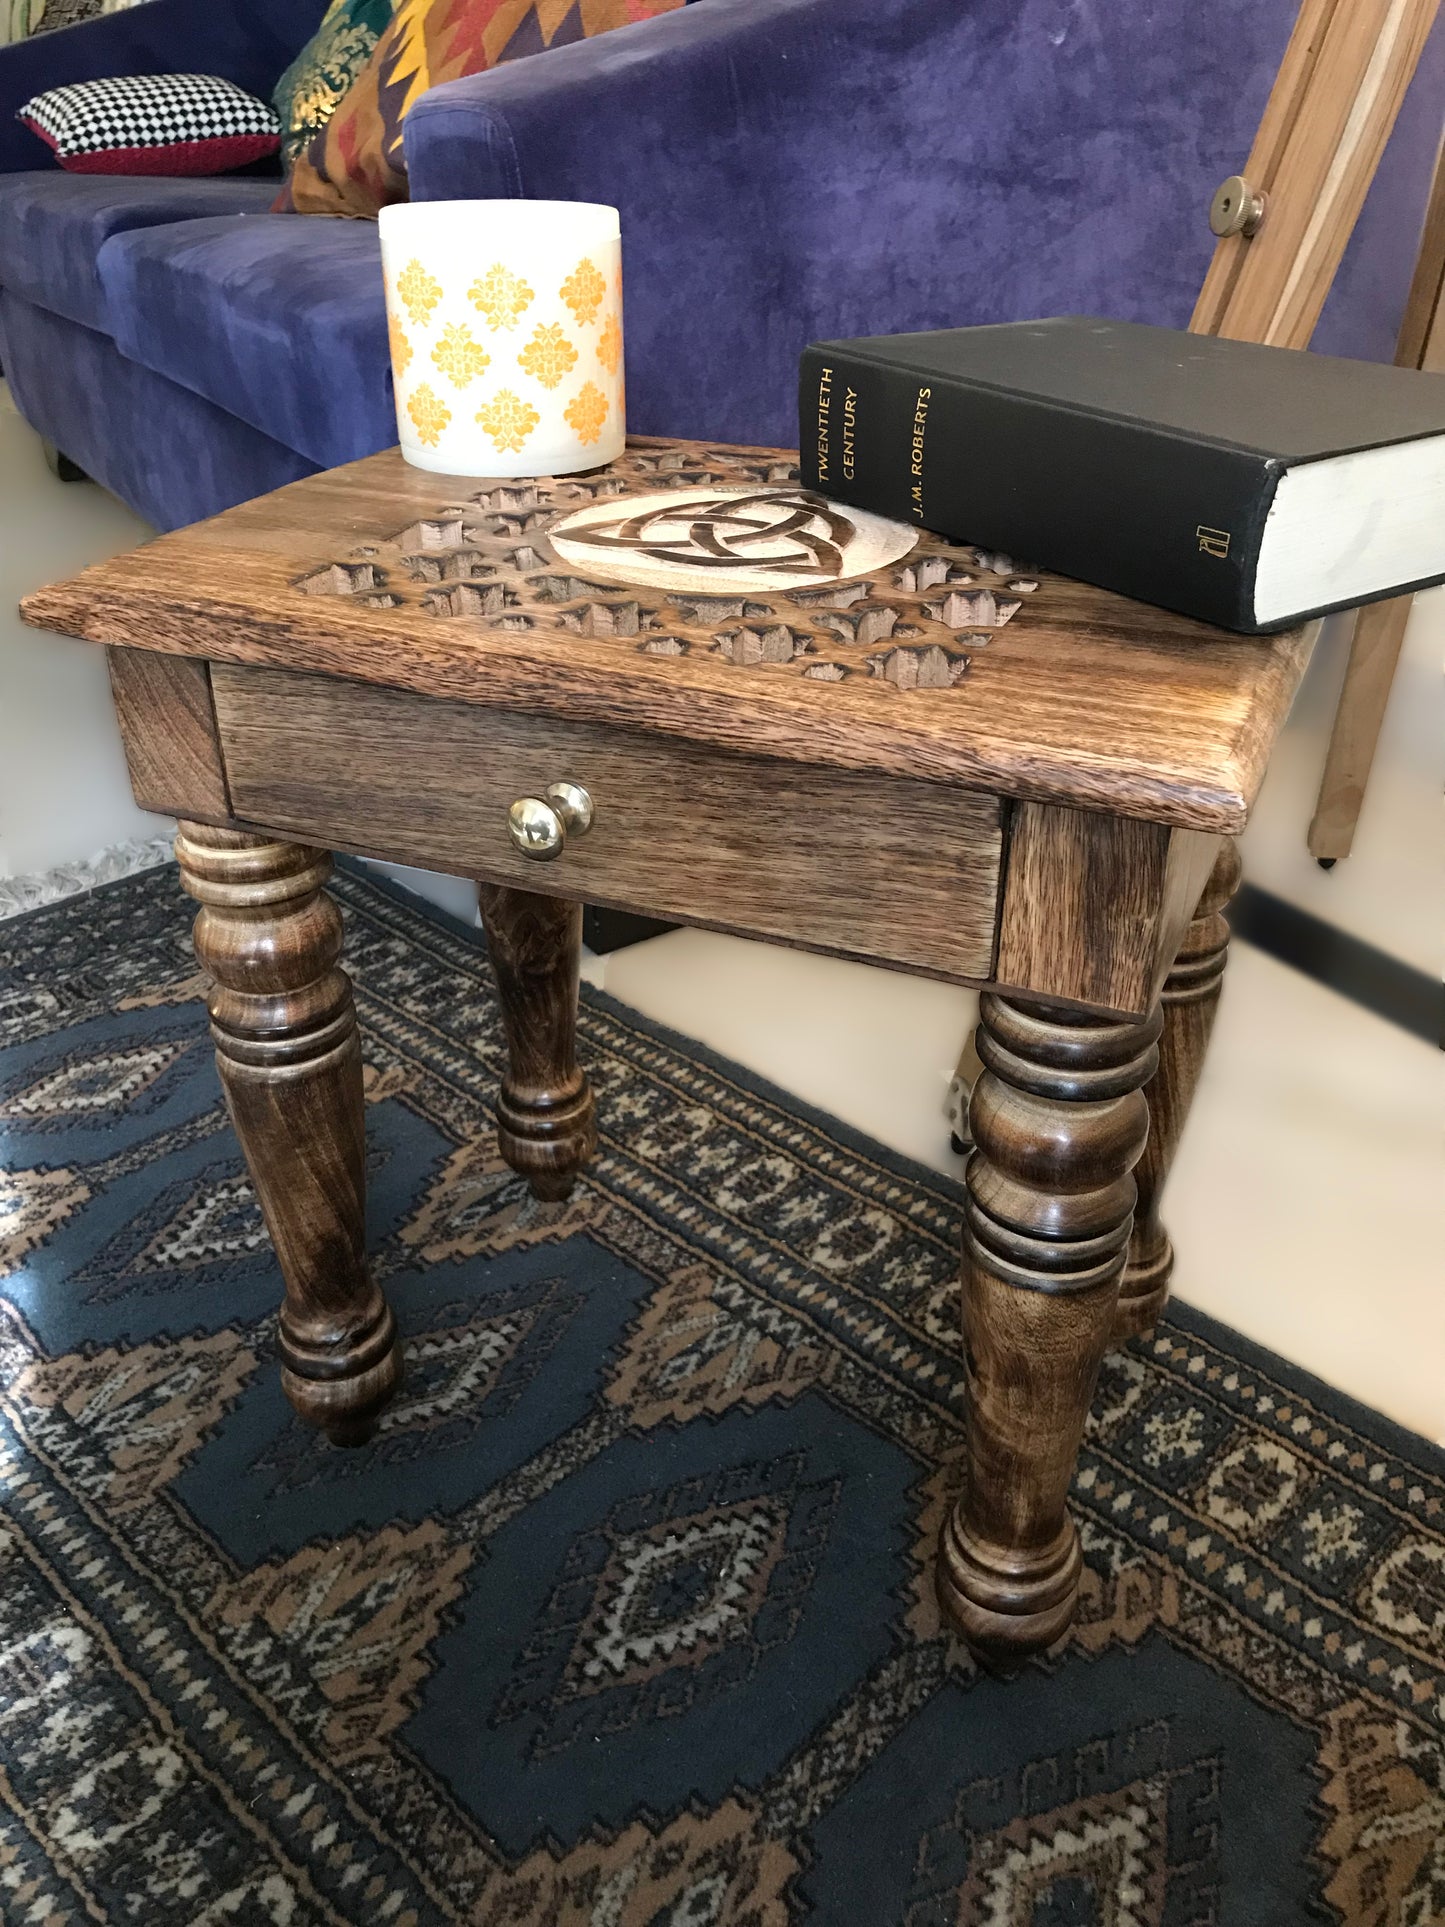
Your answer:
(507, 781), (594, 861)
(1209, 174), (1268, 239)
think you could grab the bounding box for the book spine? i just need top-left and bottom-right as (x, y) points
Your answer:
(798, 345), (1277, 632)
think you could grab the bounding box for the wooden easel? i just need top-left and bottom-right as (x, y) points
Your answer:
(1307, 145), (1445, 864)
(1189, 0), (1438, 347)
(1189, 0), (1441, 865)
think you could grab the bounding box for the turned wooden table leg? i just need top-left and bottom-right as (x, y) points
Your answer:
(1114, 841), (1242, 1340)
(477, 884), (596, 1200)
(176, 822), (401, 1443)
(938, 991), (1161, 1660)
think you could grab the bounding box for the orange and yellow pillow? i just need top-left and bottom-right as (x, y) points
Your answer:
(280, 0), (690, 218)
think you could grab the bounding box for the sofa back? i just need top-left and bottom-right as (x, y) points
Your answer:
(0, 0), (330, 171)
(406, 0), (1445, 447)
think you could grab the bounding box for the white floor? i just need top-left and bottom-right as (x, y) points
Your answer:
(584, 929), (1443, 1445)
(2, 386), (1440, 1443)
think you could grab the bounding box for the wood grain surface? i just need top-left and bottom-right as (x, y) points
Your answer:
(1394, 135), (1445, 374)
(1116, 842), (1243, 1337)
(1308, 140), (1445, 861)
(175, 822), (401, 1442)
(937, 992), (1162, 1659)
(477, 885), (596, 1201)
(107, 649), (232, 821)
(22, 439), (1314, 835)
(992, 801), (1221, 1019)
(1307, 593), (1417, 860)
(209, 662), (1005, 984)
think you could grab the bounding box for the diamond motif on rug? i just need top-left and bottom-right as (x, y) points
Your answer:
(211, 1520), (474, 1763)
(0, 1037), (192, 1127)
(383, 1313), (526, 1433)
(606, 1261), (827, 1428)
(573, 1499), (789, 1689)
(250, 1273), (589, 1489)
(133, 1171), (266, 1271)
(11, 1328), (260, 1512)
(949, 1784), (1167, 1926)
(495, 1450), (842, 1758)
(73, 1159), (268, 1300)
(0, 1164), (91, 1277)
(400, 1139), (595, 1264)
(479, 1796), (798, 1927)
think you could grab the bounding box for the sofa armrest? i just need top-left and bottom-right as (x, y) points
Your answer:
(0, 0), (328, 172)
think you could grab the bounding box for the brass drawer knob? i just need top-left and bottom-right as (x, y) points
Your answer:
(1209, 174), (1267, 239)
(507, 781), (594, 861)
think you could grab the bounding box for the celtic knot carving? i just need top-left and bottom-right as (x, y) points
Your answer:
(291, 443), (1043, 696)
(555, 488), (857, 580)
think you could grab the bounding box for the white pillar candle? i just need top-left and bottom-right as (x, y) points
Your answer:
(378, 200), (625, 477)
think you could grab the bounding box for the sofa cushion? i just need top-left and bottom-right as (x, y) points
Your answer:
(0, 289), (318, 532)
(0, 172), (280, 335)
(283, 0), (692, 219)
(100, 210), (393, 469)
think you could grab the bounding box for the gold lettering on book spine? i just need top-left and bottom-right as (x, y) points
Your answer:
(909, 385), (931, 520)
(842, 386), (858, 482)
(816, 366), (833, 483)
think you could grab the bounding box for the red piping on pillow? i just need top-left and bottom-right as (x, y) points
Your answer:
(18, 121), (279, 177)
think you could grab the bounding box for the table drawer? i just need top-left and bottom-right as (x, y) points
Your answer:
(211, 664), (1004, 982)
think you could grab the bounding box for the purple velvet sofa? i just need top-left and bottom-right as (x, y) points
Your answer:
(0, 0), (1440, 533)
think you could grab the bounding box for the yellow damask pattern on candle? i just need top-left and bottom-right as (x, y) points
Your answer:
(564, 381), (609, 446)
(477, 389), (541, 453)
(431, 323), (491, 389)
(560, 257), (606, 328)
(396, 260), (442, 326)
(596, 312), (622, 377)
(518, 323), (579, 390)
(388, 308), (413, 377)
(468, 265), (535, 331)
(407, 383), (451, 448)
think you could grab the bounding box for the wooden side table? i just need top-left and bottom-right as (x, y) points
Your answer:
(22, 439), (1313, 1662)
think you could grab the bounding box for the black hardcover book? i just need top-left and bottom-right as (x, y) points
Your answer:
(798, 317), (1445, 633)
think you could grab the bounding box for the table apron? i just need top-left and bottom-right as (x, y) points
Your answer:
(203, 660), (1006, 986)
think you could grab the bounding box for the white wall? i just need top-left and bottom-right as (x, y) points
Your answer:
(0, 385), (168, 879)
(1241, 587), (1443, 978)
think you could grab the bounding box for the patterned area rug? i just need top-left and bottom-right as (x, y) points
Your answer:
(1, 863), (1442, 1926)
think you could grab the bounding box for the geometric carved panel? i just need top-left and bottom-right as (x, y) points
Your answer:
(292, 442), (1041, 695)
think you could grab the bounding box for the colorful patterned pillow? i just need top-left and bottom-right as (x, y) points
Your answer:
(281, 0), (692, 219)
(271, 0), (396, 169)
(18, 74), (281, 175)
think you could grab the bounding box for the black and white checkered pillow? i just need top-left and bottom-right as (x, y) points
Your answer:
(19, 74), (281, 177)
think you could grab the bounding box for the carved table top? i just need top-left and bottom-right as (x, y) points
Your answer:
(22, 437), (1315, 832)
